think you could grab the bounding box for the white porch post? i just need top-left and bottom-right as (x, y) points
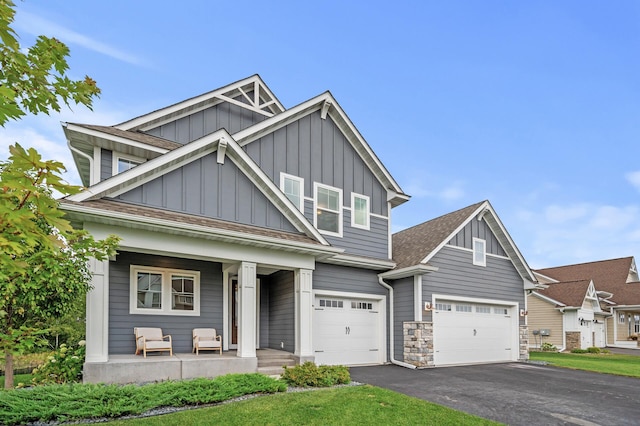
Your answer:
(414, 274), (423, 321)
(237, 261), (257, 358)
(295, 268), (313, 358)
(85, 258), (109, 363)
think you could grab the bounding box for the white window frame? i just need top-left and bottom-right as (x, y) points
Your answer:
(619, 313), (626, 324)
(473, 238), (486, 267)
(279, 172), (304, 211)
(113, 153), (145, 176)
(351, 193), (370, 230)
(129, 265), (200, 316)
(313, 182), (343, 237)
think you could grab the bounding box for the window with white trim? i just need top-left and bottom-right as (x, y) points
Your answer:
(473, 238), (486, 267)
(280, 173), (304, 211)
(113, 153), (145, 175)
(494, 307), (508, 315)
(435, 303), (452, 311)
(456, 304), (473, 313)
(476, 305), (491, 314)
(619, 313), (626, 324)
(635, 315), (640, 334)
(130, 265), (200, 316)
(351, 193), (370, 230)
(319, 299), (343, 308)
(314, 183), (342, 236)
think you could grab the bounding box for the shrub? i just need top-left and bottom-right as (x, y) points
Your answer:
(281, 362), (350, 387)
(541, 342), (557, 352)
(30, 341), (86, 386)
(587, 347), (601, 354)
(571, 349), (588, 354)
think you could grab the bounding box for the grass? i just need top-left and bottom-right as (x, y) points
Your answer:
(0, 374), (32, 389)
(529, 351), (640, 378)
(106, 385), (499, 426)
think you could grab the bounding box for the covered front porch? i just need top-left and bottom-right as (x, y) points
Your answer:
(608, 307), (640, 349)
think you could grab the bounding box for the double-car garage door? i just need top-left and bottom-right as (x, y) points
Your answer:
(432, 298), (518, 366)
(313, 293), (384, 366)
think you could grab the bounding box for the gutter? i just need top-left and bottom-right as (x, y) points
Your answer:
(377, 275), (417, 369)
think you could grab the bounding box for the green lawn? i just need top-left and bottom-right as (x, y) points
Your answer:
(106, 385), (499, 425)
(0, 374), (32, 389)
(529, 351), (640, 378)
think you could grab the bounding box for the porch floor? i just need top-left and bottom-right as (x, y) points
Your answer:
(84, 349), (295, 385)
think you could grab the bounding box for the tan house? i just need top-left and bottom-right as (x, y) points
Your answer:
(527, 279), (608, 351)
(533, 257), (640, 349)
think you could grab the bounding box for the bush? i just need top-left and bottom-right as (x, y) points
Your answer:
(281, 362), (350, 387)
(571, 349), (588, 354)
(30, 341), (85, 386)
(541, 342), (557, 352)
(587, 347), (601, 354)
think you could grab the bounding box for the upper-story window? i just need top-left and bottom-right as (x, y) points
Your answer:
(314, 183), (342, 237)
(114, 153), (145, 175)
(280, 173), (304, 211)
(351, 193), (370, 230)
(473, 238), (486, 267)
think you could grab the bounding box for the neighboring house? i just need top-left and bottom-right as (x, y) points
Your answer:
(59, 76), (533, 384)
(381, 200), (536, 367)
(526, 279), (608, 351)
(533, 257), (640, 349)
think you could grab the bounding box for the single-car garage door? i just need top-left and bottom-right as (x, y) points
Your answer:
(313, 293), (384, 365)
(433, 298), (518, 366)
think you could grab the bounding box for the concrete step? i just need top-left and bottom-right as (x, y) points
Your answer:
(258, 358), (296, 368)
(256, 350), (294, 360)
(258, 366), (288, 376)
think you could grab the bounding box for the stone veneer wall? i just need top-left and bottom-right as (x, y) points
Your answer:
(403, 322), (434, 367)
(519, 325), (529, 361)
(565, 331), (580, 351)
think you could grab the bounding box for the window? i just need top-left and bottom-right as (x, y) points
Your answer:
(351, 193), (370, 230)
(314, 183), (342, 236)
(619, 313), (626, 324)
(476, 305), (491, 314)
(473, 238), (486, 266)
(456, 304), (473, 313)
(113, 154), (144, 175)
(635, 315), (640, 334)
(435, 303), (452, 311)
(351, 301), (373, 310)
(280, 173), (304, 211)
(130, 265), (200, 316)
(319, 299), (343, 308)
(494, 307), (508, 315)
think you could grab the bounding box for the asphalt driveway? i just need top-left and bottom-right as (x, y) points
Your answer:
(350, 362), (640, 425)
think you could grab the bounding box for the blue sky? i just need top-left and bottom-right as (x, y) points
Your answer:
(2, 1), (639, 269)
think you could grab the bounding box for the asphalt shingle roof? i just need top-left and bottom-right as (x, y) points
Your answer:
(70, 124), (182, 151)
(536, 279), (592, 307)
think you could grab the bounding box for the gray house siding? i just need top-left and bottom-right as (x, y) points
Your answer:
(115, 153), (297, 232)
(422, 245), (525, 325)
(145, 98), (267, 144)
(313, 263), (387, 296)
(108, 251), (222, 354)
(259, 280), (269, 348)
(100, 149), (112, 182)
(391, 277), (414, 361)
(449, 219), (507, 256)
(303, 201), (389, 260)
(267, 271), (295, 353)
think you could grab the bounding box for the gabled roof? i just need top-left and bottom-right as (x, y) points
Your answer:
(533, 279), (594, 308)
(391, 200), (536, 282)
(534, 257), (640, 306)
(115, 75), (285, 132)
(65, 129), (330, 245)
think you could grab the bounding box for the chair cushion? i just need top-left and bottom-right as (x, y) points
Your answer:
(193, 328), (217, 340)
(136, 327), (165, 341)
(145, 341), (171, 350)
(197, 340), (221, 348)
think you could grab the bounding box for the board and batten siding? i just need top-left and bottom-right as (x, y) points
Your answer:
(244, 112), (387, 216)
(100, 149), (112, 182)
(108, 251), (223, 354)
(391, 277), (414, 361)
(449, 218), (507, 256)
(145, 97), (267, 145)
(267, 271), (295, 353)
(526, 294), (564, 348)
(422, 245), (525, 325)
(116, 152), (297, 233)
(303, 201), (389, 260)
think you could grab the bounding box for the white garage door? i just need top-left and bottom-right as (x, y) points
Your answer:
(433, 299), (517, 366)
(313, 294), (382, 365)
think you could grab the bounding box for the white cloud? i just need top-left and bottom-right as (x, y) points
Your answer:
(403, 177), (465, 201)
(14, 11), (143, 66)
(625, 171), (640, 191)
(544, 204), (588, 224)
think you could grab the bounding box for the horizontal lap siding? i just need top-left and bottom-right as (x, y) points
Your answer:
(116, 153), (297, 232)
(313, 263), (386, 295)
(392, 277), (414, 361)
(527, 295), (564, 348)
(423, 246), (525, 324)
(108, 251), (222, 354)
(145, 98), (266, 144)
(267, 271), (295, 352)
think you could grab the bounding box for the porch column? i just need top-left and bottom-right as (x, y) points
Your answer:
(85, 258), (109, 363)
(295, 268), (314, 359)
(237, 261), (257, 358)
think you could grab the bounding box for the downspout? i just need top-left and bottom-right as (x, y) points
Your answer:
(378, 275), (417, 369)
(65, 132), (94, 185)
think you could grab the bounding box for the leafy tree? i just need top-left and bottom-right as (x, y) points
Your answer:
(0, 1), (119, 388)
